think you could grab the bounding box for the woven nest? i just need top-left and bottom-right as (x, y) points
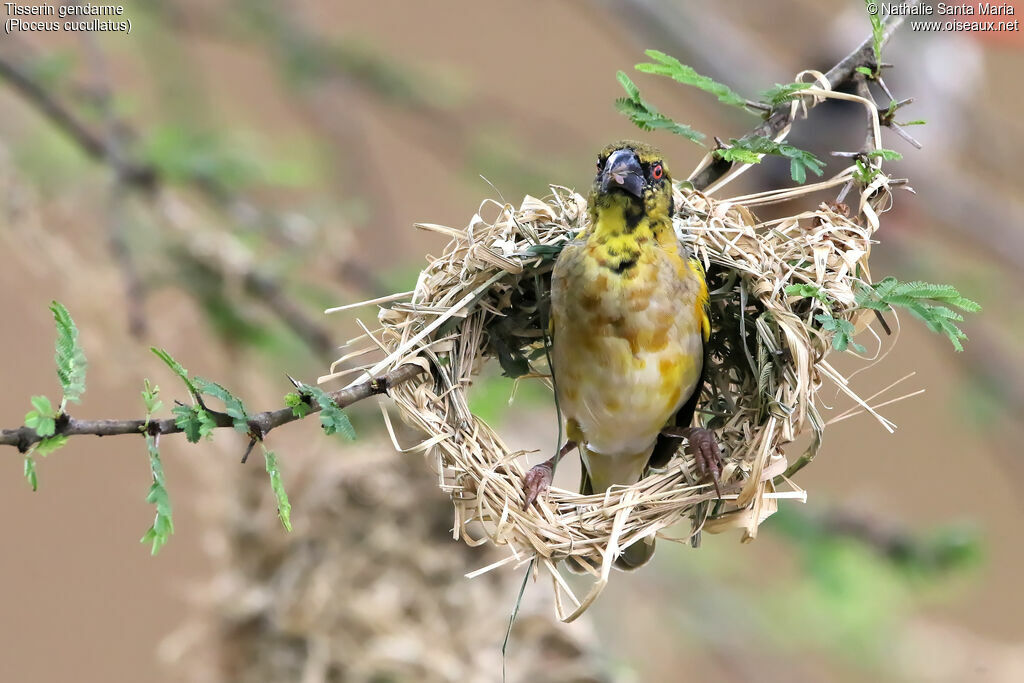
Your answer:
(324, 85), (900, 620)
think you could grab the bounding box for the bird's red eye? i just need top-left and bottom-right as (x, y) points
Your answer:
(652, 163), (663, 180)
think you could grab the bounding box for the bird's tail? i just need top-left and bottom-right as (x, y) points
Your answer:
(568, 444), (656, 572)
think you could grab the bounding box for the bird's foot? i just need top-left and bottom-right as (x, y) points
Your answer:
(523, 461), (554, 509)
(522, 440), (576, 509)
(660, 426), (724, 498)
(687, 427), (723, 498)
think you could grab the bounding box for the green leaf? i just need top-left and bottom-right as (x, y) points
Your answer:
(30, 394), (53, 416)
(140, 434), (174, 555)
(262, 445), (292, 531)
(815, 313), (866, 354)
(50, 301), (87, 406)
(141, 379), (163, 417)
(36, 435), (68, 457)
(524, 243), (565, 261)
(615, 72), (706, 145)
(855, 278), (980, 351)
(193, 378), (250, 433)
(899, 119), (927, 126)
(25, 395), (56, 437)
(759, 82), (812, 107)
(855, 66), (873, 76)
(635, 50), (747, 109)
(172, 404), (216, 443)
(865, 0), (885, 72)
(151, 347), (200, 399)
(24, 455), (38, 492)
(853, 158), (880, 185)
(715, 136), (825, 184)
(785, 283), (830, 306)
(296, 383), (356, 440)
(866, 149), (903, 161)
(284, 392), (313, 418)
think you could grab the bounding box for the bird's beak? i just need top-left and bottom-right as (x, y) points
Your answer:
(600, 148), (644, 198)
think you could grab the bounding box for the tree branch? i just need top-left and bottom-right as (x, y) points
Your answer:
(0, 364), (425, 453)
(0, 44), (341, 359)
(689, 1), (918, 191)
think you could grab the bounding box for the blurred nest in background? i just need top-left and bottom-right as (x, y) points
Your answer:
(167, 443), (605, 682)
(329, 158), (894, 621)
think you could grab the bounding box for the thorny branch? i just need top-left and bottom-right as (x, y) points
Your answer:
(689, 0), (919, 191)
(0, 364), (425, 453)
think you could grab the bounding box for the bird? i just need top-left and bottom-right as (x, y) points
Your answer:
(523, 140), (722, 571)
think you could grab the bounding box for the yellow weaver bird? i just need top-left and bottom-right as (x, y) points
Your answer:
(523, 141), (722, 570)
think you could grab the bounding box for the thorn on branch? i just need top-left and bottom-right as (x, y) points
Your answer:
(242, 437), (258, 464)
(888, 122), (923, 150)
(874, 310), (893, 336)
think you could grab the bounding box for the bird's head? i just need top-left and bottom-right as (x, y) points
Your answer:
(589, 141), (674, 232)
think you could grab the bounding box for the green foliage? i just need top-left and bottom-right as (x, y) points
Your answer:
(22, 395), (69, 490)
(866, 148), (903, 161)
(853, 158), (880, 185)
(856, 278), (981, 351)
(140, 381), (174, 554)
(294, 383), (356, 439)
(855, 66), (873, 77)
(899, 119), (927, 126)
(24, 395), (57, 437)
(635, 50), (747, 109)
(140, 435), (174, 555)
(26, 51), (76, 89)
(153, 348), (223, 439)
(785, 283), (830, 306)
(262, 444), (292, 531)
(50, 301), (87, 407)
(865, 0), (885, 74)
(615, 72), (706, 145)
(171, 404), (216, 443)
(284, 392), (313, 418)
(759, 82), (812, 107)
(35, 435), (68, 457)
(772, 507), (982, 578)
(715, 136), (825, 184)
(141, 124), (260, 191)
(815, 313), (866, 354)
(24, 455), (38, 492)
(141, 379), (163, 416)
(193, 378), (250, 433)
(523, 243), (565, 262)
(153, 347), (251, 432)
(151, 347), (200, 398)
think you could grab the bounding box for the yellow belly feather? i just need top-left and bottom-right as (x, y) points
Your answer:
(551, 237), (705, 492)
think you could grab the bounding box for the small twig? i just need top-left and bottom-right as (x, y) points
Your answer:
(888, 121), (923, 149)
(80, 32), (151, 338)
(0, 364), (425, 453)
(688, 1), (918, 191)
(853, 73), (878, 156)
(0, 46), (346, 358)
(0, 50), (156, 188)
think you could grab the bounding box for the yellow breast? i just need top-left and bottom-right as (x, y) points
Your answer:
(550, 238), (705, 457)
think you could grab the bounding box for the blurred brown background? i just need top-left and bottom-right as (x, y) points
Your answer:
(1, 1), (1023, 681)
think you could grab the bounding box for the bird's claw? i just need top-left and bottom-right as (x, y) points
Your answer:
(685, 427), (724, 498)
(523, 461), (554, 509)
